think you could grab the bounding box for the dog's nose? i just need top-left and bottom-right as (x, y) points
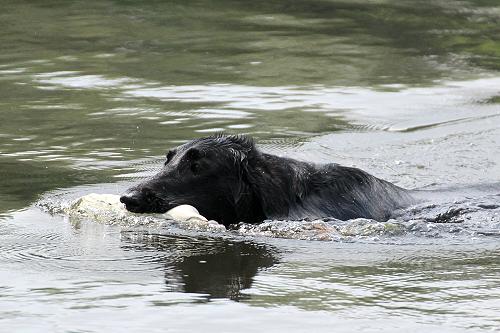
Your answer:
(120, 191), (143, 212)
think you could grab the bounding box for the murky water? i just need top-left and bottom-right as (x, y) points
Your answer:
(1, 0), (499, 332)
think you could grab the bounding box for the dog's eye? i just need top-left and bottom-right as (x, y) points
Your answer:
(190, 162), (200, 174)
(165, 150), (175, 165)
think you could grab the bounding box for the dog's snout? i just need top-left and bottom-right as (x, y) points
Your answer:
(120, 187), (164, 213)
(120, 191), (138, 204)
(120, 190), (144, 212)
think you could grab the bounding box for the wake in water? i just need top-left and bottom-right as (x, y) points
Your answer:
(36, 183), (500, 242)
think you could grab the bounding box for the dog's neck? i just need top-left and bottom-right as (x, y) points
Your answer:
(234, 182), (266, 224)
(242, 152), (315, 220)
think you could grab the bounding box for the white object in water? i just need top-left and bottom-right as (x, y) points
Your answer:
(71, 193), (208, 223)
(164, 204), (207, 222)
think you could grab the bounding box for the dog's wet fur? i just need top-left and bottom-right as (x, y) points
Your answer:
(120, 134), (415, 226)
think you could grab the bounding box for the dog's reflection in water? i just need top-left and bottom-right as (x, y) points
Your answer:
(121, 233), (277, 300)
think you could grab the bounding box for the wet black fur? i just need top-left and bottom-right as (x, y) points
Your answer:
(120, 134), (415, 226)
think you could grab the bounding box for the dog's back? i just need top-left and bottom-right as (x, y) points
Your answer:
(245, 151), (415, 222)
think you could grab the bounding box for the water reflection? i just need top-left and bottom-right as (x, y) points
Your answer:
(121, 233), (277, 300)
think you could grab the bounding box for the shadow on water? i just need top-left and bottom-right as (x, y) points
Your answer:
(120, 233), (277, 300)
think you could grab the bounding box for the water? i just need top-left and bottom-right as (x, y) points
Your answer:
(1, 0), (499, 331)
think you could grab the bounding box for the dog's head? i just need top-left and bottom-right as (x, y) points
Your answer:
(120, 134), (256, 225)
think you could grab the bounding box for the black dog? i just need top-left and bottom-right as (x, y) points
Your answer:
(120, 134), (415, 226)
